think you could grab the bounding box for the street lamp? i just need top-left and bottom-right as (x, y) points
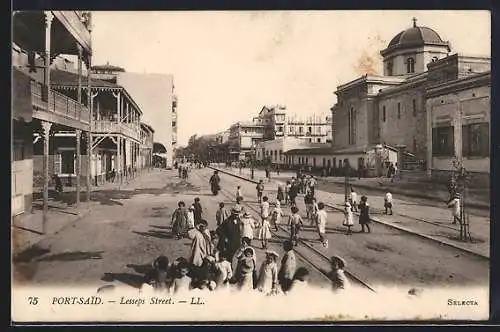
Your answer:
(343, 159), (350, 202)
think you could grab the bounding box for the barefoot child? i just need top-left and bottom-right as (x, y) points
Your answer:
(316, 202), (329, 248)
(288, 206), (304, 246)
(271, 201), (284, 231)
(343, 201), (354, 235)
(384, 191), (393, 215)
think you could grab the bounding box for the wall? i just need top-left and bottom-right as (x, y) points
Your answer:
(117, 72), (174, 167)
(12, 159), (33, 216)
(378, 85), (427, 158)
(427, 82), (490, 174)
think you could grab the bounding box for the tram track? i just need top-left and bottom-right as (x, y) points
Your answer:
(209, 165), (489, 261)
(193, 169), (377, 293)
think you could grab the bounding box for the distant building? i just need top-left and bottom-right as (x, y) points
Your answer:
(228, 121), (264, 161)
(91, 64), (177, 167)
(256, 137), (324, 165)
(253, 105), (332, 143)
(331, 18), (490, 180)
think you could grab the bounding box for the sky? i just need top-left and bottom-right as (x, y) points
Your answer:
(90, 10), (490, 146)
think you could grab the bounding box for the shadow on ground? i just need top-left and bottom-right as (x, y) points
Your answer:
(133, 230), (175, 240)
(37, 250), (104, 262)
(32, 181), (202, 208)
(101, 272), (144, 289)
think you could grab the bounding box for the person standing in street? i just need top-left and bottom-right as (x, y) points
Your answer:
(342, 201), (354, 235)
(187, 220), (214, 278)
(256, 180), (265, 203)
(240, 211), (256, 244)
(329, 255), (350, 292)
(349, 186), (358, 212)
(358, 195), (371, 233)
(193, 197), (203, 224)
(384, 191), (393, 215)
(171, 201), (188, 240)
(216, 202), (231, 227)
(447, 193), (461, 225)
(316, 202), (328, 248)
(236, 185), (243, 203)
(187, 205), (195, 230)
(218, 207), (242, 260)
(288, 206), (304, 246)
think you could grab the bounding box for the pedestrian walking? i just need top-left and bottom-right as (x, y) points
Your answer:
(171, 201), (188, 239)
(187, 205), (195, 230)
(349, 186), (358, 212)
(260, 196), (270, 224)
(277, 184), (285, 205)
(216, 202), (231, 227)
(285, 181), (292, 205)
(288, 206), (304, 246)
(178, 165), (182, 178)
(447, 193), (461, 225)
(278, 240), (296, 292)
(309, 176), (317, 197)
(288, 182), (298, 207)
(358, 195), (371, 233)
(384, 191), (393, 215)
(316, 202), (328, 248)
(236, 185), (243, 202)
(256, 250), (279, 295)
(217, 207), (242, 259)
(342, 201), (354, 235)
(329, 255), (350, 292)
(256, 180), (265, 203)
(304, 191), (314, 223)
(193, 197), (203, 224)
(187, 220), (214, 269)
(240, 211), (256, 243)
(235, 196), (246, 217)
(270, 201), (284, 231)
(257, 212), (272, 249)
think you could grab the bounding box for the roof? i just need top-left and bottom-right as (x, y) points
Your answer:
(50, 69), (118, 88)
(285, 144), (400, 156)
(91, 64), (126, 72)
(140, 122), (155, 133)
(382, 20), (450, 55)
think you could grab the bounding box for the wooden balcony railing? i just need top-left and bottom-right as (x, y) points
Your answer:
(92, 120), (141, 141)
(31, 80), (89, 124)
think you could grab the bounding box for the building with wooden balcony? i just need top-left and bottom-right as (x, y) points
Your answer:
(91, 64), (177, 168)
(12, 11), (93, 218)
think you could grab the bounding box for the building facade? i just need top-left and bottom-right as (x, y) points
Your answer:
(331, 19), (490, 180)
(255, 137), (324, 165)
(227, 121), (264, 161)
(92, 65), (177, 167)
(12, 11), (93, 217)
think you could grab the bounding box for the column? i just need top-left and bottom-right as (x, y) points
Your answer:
(454, 103), (463, 163)
(43, 11), (53, 104)
(86, 55), (93, 203)
(75, 129), (81, 207)
(42, 120), (52, 232)
(112, 91), (122, 182)
(76, 44), (83, 206)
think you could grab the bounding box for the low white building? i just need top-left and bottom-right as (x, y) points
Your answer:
(284, 144), (399, 176)
(255, 137), (323, 165)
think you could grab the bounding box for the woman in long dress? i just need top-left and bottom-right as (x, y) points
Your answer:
(171, 201), (188, 239)
(358, 195), (371, 233)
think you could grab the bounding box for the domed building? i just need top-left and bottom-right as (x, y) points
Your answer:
(323, 19), (490, 182)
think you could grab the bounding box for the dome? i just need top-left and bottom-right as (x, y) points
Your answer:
(383, 19), (450, 54)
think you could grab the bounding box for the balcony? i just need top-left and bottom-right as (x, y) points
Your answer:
(31, 80), (90, 130)
(92, 120), (141, 142)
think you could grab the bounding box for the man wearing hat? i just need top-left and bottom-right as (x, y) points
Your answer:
(216, 206), (242, 259)
(330, 255), (349, 291)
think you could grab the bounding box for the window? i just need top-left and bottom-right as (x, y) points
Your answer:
(348, 108), (357, 144)
(306, 157), (309, 164)
(432, 56), (439, 62)
(313, 158), (316, 167)
(387, 61), (393, 76)
(309, 138), (312, 142)
(299, 127), (303, 133)
(338, 160), (342, 168)
(412, 99), (417, 117)
(61, 151), (75, 174)
(432, 126), (454, 157)
(462, 123), (489, 157)
(308, 126), (312, 133)
(317, 138), (321, 143)
(322, 158), (326, 167)
(406, 57), (415, 73)
(382, 106), (386, 122)
(397, 103), (401, 119)
(172, 121), (176, 127)
(277, 126), (283, 132)
(244, 130), (248, 134)
(13, 139), (25, 161)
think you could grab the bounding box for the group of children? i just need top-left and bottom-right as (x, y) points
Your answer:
(171, 197), (204, 239)
(140, 239), (349, 295)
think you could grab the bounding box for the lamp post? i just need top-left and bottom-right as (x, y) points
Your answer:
(344, 159), (350, 202)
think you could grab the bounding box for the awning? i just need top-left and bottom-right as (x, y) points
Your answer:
(12, 68), (33, 122)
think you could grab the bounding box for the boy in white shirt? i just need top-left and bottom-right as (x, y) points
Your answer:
(349, 186), (358, 212)
(384, 191), (393, 215)
(447, 193), (461, 225)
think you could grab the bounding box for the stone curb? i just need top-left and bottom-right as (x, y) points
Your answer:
(209, 166), (490, 260)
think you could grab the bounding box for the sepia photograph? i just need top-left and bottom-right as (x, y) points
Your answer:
(11, 10), (491, 322)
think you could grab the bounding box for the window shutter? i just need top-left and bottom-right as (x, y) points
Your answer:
(462, 125), (470, 157)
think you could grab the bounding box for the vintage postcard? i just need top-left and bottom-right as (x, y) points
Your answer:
(11, 10), (491, 322)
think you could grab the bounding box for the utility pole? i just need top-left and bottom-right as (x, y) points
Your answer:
(344, 159), (350, 202)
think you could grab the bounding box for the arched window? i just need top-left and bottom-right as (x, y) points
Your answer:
(406, 57), (415, 74)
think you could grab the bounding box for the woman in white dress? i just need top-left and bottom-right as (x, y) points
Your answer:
(256, 251), (279, 295)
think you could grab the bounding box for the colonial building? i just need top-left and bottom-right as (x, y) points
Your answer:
(12, 11), (93, 217)
(227, 121), (264, 161)
(331, 18), (490, 179)
(140, 122), (155, 169)
(253, 105), (332, 143)
(91, 64), (177, 167)
(255, 137), (324, 165)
